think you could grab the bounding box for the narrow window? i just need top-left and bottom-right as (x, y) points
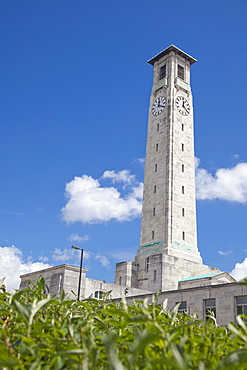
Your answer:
(154, 270), (156, 281)
(157, 123), (159, 131)
(236, 296), (247, 316)
(182, 143), (184, 151)
(182, 186), (185, 194)
(145, 257), (150, 271)
(159, 64), (166, 80)
(153, 207), (155, 216)
(156, 143), (158, 151)
(178, 65), (184, 80)
(155, 164), (157, 172)
(182, 164), (184, 172)
(152, 230), (154, 239)
(182, 208), (185, 217)
(182, 123), (184, 131)
(204, 299), (216, 320)
(119, 276), (122, 286)
(154, 185), (156, 194)
(182, 231), (185, 240)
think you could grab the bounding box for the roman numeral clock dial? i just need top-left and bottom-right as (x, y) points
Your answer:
(152, 96), (166, 116)
(176, 96), (190, 116)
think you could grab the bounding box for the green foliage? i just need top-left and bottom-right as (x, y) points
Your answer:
(0, 278), (247, 369)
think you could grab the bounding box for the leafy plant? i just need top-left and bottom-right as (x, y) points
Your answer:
(0, 278), (247, 369)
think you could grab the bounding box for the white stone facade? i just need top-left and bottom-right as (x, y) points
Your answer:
(115, 45), (220, 292)
(20, 264), (151, 300)
(141, 47), (197, 251)
(121, 279), (246, 328)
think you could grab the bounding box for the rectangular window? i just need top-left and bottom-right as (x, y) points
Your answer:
(182, 186), (185, 194)
(182, 164), (184, 172)
(145, 257), (150, 271)
(182, 143), (184, 151)
(95, 291), (103, 300)
(154, 270), (156, 281)
(153, 207), (155, 216)
(178, 64), (185, 80)
(204, 299), (216, 320)
(155, 164), (157, 172)
(156, 143), (158, 151)
(182, 231), (185, 240)
(182, 208), (185, 217)
(119, 276), (122, 286)
(154, 185), (156, 194)
(177, 301), (187, 313)
(152, 230), (154, 239)
(236, 296), (247, 316)
(157, 123), (159, 131)
(182, 123), (184, 131)
(159, 64), (166, 80)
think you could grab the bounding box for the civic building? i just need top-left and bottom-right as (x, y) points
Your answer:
(20, 45), (247, 326)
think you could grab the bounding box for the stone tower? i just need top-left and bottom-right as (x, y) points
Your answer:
(115, 45), (219, 292)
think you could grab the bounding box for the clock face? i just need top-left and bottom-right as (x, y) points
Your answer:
(176, 96), (190, 116)
(152, 96), (166, 116)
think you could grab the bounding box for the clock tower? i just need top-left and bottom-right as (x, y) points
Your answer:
(115, 45), (219, 292)
(140, 45), (198, 253)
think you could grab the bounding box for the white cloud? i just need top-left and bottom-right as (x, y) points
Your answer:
(61, 171), (143, 224)
(52, 247), (91, 263)
(54, 248), (110, 269)
(67, 233), (90, 243)
(196, 160), (247, 203)
(1, 210), (25, 215)
(0, 246), (52, 291)
(61, 159), (247, 226)
(101, 170), (136, 185)
(39, 256), (49, 262)
(111, 251), (135, 262)
(134, 157), (145, 166)
(52, 248), (75, 262)
(95, 254), (110, 268)
(217, 250), (233, 256)
(231, 258), (247, 281)
(131, 183), (143, 199)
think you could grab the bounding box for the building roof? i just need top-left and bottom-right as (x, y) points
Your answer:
(20, 264), (88, 278)
(179, 272), (223, 282)
(147, 45), (197, 66)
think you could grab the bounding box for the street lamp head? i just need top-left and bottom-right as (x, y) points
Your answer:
(71, 245), (80, 250)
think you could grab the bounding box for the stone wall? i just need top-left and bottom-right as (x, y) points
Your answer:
(120, 282), (247, 327)
(20, 264), (152, 300)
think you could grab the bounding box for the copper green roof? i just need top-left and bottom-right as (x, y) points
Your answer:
(179, 272), (223, 282)
(147, 45), (197, 66)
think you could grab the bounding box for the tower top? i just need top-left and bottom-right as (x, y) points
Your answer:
(147, 45), (197, 66)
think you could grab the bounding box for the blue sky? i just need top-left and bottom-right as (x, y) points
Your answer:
(1, 0), (247, 290)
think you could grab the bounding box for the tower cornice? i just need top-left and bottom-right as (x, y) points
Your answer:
(147, 45), (197, 66)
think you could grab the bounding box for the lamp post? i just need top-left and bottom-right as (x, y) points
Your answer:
(71, 245), (84, 301)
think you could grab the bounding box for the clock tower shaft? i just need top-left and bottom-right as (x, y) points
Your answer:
(140, 45), (199, 255)
(114, 45), (219, 292)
